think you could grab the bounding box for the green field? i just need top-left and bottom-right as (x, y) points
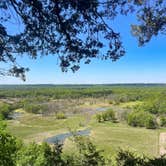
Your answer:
(91, 122), (159, 157)
(7, 113), (86, 143)
(6, 111), (159, 157)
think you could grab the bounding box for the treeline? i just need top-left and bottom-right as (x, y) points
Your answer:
(0, 85), (166, 101)
(0, 87), (113, 99)
(0, 121), (166, 166)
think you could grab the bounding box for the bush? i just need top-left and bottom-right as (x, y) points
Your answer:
(109, 100), (113, 104)
(160, 116), (166, 127)
(96, 109), (116, 123)
(127, 110), (157, 129)
(105, 109), (116, 121)
(143, 102), (158, 114)
(117, 109), (130, 121)
(148, 156), (166, 166)
(116, 149), (147, 166)
(0, 103), (11, 120)
(56, 112), (67, 119)
(145, 115), (157, 129)
(96, 114), (102, 123)
(127, 110), (145, 127)
(24, 104), (45, 114)
(116, 149), (166, 166)
(102, 111), (108, 121)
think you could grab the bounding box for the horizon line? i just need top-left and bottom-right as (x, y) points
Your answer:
(1, 83), (166, 86)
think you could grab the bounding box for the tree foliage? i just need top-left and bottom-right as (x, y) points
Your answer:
(116, 149), (166, 166)
(127, 109), (157, 129)
(16, 142), (65, 166)
(131, 0), (166, 46)
(73, 136), (105, 166)
(0, 0), (166, 79)
(0, 103), (12, 120)
(0, 121), (22, 166)
(116, 149), (147, 166)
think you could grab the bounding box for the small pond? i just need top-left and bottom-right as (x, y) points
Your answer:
(95, 107), (108, 112)
(8, 112), (22, 120)
(45, 129), (90, 144)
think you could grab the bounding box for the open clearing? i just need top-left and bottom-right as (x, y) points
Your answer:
(7, 111), (159, 157)
(90, 122), (159, 157)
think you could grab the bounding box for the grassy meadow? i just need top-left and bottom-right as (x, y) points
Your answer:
(5, 101), (160, 157)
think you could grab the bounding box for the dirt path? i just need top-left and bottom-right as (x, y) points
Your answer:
(159, 133), (166, 155)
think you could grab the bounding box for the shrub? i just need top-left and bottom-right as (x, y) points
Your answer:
(116, 149), (166, 166)
(148, 156), (166, 165)
(96, 109), (116, 123)
(96, 114), (102, 123)
(105, 109), (116, 121)
(143, 102), (158, 114)
(116, 149), (147, 166)
(0, 103), (11, 120)
(145, 115), (157, 129)
(56, 112), (67, 119)
(127, 110), (157, 129)
(127, 110), (145, 127)
(160, 116), (166, 127)
(9, 103), (21, 111)
(102, 111), (108, 121)
(24, 104), (45, 114)
(109, 100), (113, 104)
(117, 109), (130, 121)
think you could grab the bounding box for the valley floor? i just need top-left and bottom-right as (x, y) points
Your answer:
(7, 106), (161, 157)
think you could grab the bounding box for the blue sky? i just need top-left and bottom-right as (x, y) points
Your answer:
(1, 14), (166, 84)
